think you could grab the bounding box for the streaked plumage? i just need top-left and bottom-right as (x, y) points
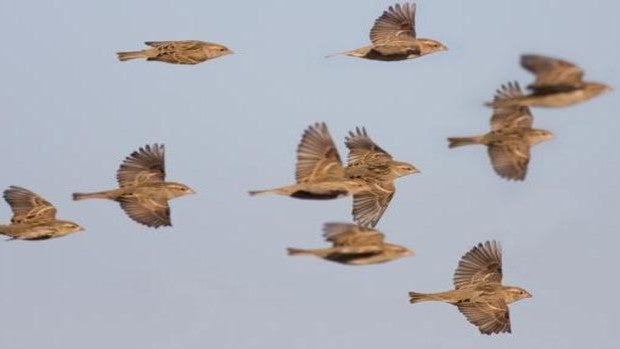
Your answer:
(0, 186), (84, 240)
(486, 54), (611, 107)
(449, 82), (553, 180)
(249, 123), (419, 227)
(72, 144), (194, 228)
(408, 241), (532, 335)
(287, 222), (412, 265)
(117, 40), (233, 64)
(327, 3), (447, 61)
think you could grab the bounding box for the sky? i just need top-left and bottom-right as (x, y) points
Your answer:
(0, 0), (618, 348)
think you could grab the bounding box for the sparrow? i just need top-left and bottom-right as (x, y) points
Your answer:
(449, 82), (553, 180)
(288, 222), (412, 265)
(487, 54), (611, 108)
(117, 40), (233, 64)
(72, 144), (194, 228)
(249, 123), (419, 227)
(408, 240), (532, 335)
(327, 3), (447, 61)
(0, 186), (85, 240)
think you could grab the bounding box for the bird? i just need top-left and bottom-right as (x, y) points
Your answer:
(486, 54), (611, 108)
(249, 123), (419, 227)
(0, 186), (85, 240)
(72, 144), (194, 228)
(448, 82), (553, 180)
(408, 240), (532, 335)
(116, 40), (233, 64)
(327, 3), (447, 61)
(287, 222), (412, 265)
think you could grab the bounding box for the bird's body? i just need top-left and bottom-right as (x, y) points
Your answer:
(287, 223), (412, 265)
(250, 123), (418, 227)
(328, 3), (446, 61)
(486, 54), (611, 108)
(408, 241), (531, 335)
(449, 82), (553, 180)
(117, 40), (232, 65)
(72, 144), (194, 228)
(0, 186), (84, 241)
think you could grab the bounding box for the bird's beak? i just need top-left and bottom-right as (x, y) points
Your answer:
(79, 227), (86, 232)
(405, 249), (415, 257)
(440, 44), (448, 51)
(526, 292), (533, 298)
(187, 188), (197, 195)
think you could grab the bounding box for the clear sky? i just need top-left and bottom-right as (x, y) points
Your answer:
(0, 0), (618, 348)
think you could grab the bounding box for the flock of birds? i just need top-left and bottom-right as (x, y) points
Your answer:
(0, 2), (612, 336)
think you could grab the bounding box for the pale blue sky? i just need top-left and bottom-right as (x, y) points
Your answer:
(0, 0), (618, 348)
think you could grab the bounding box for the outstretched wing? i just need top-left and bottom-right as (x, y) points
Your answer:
(117, 144), (166, 187)
(521, 54), (583, 89)
(490, 82), (533, 131)
(453, 240), (503, 289)
(457, 300), (511, 335)
(296, 123), (344, 183)
(487, 141), (530, 181)
(118, 195), (171, 228)
(370, 3), (416, 44)
(345, 127), (392, 166)
(3, 186), (57, 224)
(352, 181), (395, 228)
(322, 222), (384, 247)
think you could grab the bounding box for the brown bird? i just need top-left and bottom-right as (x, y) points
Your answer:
(249, 123), (419, 227)
(0, 186), (84, 240)
(287, 222), (412, 265)
(487, 54), (611, 108)
(449, 82), (553, 180)
(117, 40), (233, 64)
(73, 144), (194, 228)
(327, 3), (447, 61)
(408, 241), (532, 335)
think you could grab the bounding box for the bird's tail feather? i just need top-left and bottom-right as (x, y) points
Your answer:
(408, 292), (444, 304)
(72, 191), (111, 200)
(248, 189), (273, 196)
(287, 248), (313, 256)
(116, 50), (149, 61)
(447, 136), (483, 148)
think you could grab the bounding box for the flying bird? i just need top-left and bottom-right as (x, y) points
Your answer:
(117, 40), (233, 64)
(487, 54), (611, 108)
(449, 82), (553, 180)
(327, 3), (447, 61)
(408, 240), (532, 335)
(287, 222), (412, 265)
(73, 144), (194, 228)
(249, 123), (419, 227)
(0, 186), (84, 240)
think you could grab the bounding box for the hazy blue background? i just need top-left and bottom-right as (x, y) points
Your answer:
(0, 0), (618, 348)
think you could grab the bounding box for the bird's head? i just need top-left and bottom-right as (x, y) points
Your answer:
(164, 182), (196, 199)
(505, 286), (532, 304)
(584, 82), (612, 97)
(529, 129), (554, 145)
(56, 220), (86, 234)
(419, 39), (448, 55)
(391, 161), (421, 178)
(206, 44), (234, 57)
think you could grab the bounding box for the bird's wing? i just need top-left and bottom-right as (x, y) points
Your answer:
(521, 54), (584, 88)
(487, 141), (530, 181)
(145, 40), (203, 49)
(3, 186), (57, 223)
(453, 240), (503, 289)
(117, 144), (166, 187)
(370, 3), (416, 44)
(352, 181), (395, 228)
(118, 195), (171, 228)
(322, 222), (384, 247)
(490, 82), (533, 131)
(457, 300), (511, 335)
(345, 127), (392, 167)
(295, 123), (344, 183)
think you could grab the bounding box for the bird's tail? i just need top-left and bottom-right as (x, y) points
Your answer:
(116, 50), (150, 61)
(248, 189), (273, 196)
(447, 136), (483, 148)
(408, 291), (445, 304)
(286, 248), (314, 256)
(72, 191), (112, 200)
